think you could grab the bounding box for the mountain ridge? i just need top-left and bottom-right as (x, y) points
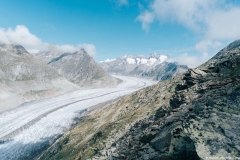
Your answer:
(36, 46), (118, 88)
(99, 53), (188, 81)
(39, 40), (240, 160)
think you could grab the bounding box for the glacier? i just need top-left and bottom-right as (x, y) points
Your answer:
(0, 75), (156, 160)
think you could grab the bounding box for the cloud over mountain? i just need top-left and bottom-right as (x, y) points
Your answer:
(0, 25), (47, 53)
(51, 44), (96, 57)
(0, 25), (96, 57)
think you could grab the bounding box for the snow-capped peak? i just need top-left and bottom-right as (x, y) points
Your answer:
(158, 55), (168, 63)
(126, 58), (136, 64)
(105, 59), (116, 62)
(100, 53), (171, 66)
(124, 53), (170, 65)
(99, 59), (116, 63)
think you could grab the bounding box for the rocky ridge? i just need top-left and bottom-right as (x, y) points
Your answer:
(39, 40), (240, 160)
(36, 46), (118, 88)
(99, 53), (188, 81)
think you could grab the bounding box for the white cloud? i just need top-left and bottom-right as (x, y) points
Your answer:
(150, 0), (218, 31)
(175, 52), (210, 68)
(136, 0), (240, 66)
(0, 25), (96, 57)
(49, 44), (96, 57)
(195, 40), (221, 52)
(135, 11), (155, 31)
(0, 25), (47, 53)
(78, 44), (96, 57)
(54, 44), (80, 53)
(206, 8), (240, 40)
(137, 0), (240, 39)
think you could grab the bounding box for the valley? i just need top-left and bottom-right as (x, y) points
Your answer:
(0, 75), (156, 160)
(1, 1), (240, 159)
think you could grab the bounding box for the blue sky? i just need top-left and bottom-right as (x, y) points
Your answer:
(1, 0), (240, 67)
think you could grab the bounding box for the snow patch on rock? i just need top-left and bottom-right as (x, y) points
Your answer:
(126, 58), (136, 64)
(141, 58), (148, 64)
(148, 58), (157, 65)
(158, 55), (168, 63)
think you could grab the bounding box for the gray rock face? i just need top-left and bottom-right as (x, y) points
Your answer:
(39, 40), (240, 160)
(0, 44), (78, 112)
(36, 47), (118, 87)
(99, 53), (188, 81)
(0, 44), (61, 82)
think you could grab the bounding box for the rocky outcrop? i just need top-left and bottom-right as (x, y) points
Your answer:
(99, 53), (188, 81)
(39, 40), (240, 160)
(36, 46), (118, 88)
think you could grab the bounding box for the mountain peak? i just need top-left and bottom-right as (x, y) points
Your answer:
(199, 39), (240, 70)
(0, 44), (28, 55)
(225, 39), (240, 51)
(215, 39), (240, 58)
(99, 53), (187, 81)
(100, 53), (171, 66)
(120, 53), (169, 60)
(36, 46), (118, 87)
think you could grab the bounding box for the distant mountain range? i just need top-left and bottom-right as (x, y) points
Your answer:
(99, 53), (188, 81)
